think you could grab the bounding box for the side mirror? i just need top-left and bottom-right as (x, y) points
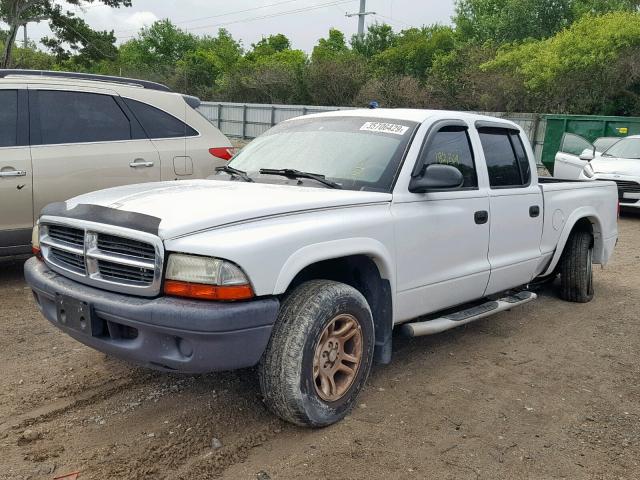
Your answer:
(579, 148), (595, 162)
(409, 164), (464, 193)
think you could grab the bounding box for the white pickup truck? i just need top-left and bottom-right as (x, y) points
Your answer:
(25, 109), (619, 427)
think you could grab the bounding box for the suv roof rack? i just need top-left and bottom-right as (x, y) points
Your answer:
(0, 69), (172, 92)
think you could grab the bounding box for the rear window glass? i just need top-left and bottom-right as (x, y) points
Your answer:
(124, 98), (198, 139)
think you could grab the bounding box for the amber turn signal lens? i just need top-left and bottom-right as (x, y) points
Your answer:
(164, 280), (254, 301)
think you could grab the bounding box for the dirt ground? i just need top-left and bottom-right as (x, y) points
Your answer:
(1, 215), (639, 480)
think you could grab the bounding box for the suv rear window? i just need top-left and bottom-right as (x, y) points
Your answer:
(36, 91), (132, 145)
(0, 90), (18, 148)
(123, 98), (198, 139)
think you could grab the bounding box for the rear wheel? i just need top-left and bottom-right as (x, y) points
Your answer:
(559, 230), (594, 303)
(258, 280), (374, 427)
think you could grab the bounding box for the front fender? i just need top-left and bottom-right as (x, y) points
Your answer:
(541, 207), (605, 277)
(273, 237), (395, 295)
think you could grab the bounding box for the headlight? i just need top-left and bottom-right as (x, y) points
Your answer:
(164, 254), (253, 301)
(31, 221), (41, 258)
(583, 163), (595, 178)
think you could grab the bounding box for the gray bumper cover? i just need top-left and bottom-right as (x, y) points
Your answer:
(24, 258), (280, 373)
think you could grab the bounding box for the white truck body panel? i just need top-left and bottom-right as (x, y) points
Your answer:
(35, 109), (619, 327)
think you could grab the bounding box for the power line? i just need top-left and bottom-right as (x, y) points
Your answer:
(117, 0), (357, 39)
(54, 14), (118, 59)
(114, 0), (335, 34)
(374, 13), (413, 28)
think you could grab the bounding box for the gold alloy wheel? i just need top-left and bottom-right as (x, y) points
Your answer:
(313, 313), (363, 402)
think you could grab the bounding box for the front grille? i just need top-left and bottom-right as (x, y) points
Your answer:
(48, 225), (84, 248)
(612, 180), (640, 193)
(41, 222), (162, 296)
(98, 234), (156, 260)
(97, 259), (155, 284)
(50, 247), (86, 274)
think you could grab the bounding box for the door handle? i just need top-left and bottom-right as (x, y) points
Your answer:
(0, 170), (27, 177)
(529, 205), (540, 218)
(129, 159), (154, 168)
(474, 210), (489, 225)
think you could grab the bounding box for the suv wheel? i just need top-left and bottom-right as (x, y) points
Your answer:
(258, 280), (374, 427)
(559, 230), (594, 303)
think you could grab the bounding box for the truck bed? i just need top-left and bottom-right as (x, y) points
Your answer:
(537, 178), (618, 274)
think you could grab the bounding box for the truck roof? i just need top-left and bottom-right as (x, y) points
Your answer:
(301, 108), (521, 129)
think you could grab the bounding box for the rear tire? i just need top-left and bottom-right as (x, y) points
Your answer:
(258, 280), (374, 427)
(559, 230), (594, 303)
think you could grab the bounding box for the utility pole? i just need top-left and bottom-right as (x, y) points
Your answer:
(346, 0), (376, 39)
(23, 24), (28, 48)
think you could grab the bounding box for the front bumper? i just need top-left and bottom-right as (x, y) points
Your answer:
(593, 175), (640, 208)
(24, 258), (280, 373)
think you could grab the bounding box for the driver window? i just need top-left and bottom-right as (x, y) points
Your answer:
(419, 126), (478, 189)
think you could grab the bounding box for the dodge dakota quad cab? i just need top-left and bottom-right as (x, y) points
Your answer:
(25, 109), (619, 427)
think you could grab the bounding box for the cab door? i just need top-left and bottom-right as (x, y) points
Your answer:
(29, 87), (161, 215)
(0, 87), (33, 256)
(477, 125), (543, 295)
(392, 120), (491, 322)
(554, 133), (594, 180)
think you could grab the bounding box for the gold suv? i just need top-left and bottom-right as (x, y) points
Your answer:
(0, 70), (234, 258)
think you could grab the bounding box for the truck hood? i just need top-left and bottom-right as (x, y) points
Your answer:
(63, 180), (392, 239)
(591, 157), (640, 176)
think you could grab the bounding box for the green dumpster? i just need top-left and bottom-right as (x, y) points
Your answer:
(541, 114), (640, 174)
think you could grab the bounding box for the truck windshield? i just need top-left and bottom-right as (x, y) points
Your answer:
(602, 137), (640, 159)
(227, 116), (418, 192)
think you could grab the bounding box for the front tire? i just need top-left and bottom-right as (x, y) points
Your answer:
(559, 230), (594, 303)
(258, 280), (374, 427)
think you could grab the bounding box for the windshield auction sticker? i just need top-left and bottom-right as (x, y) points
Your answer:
(360, 122), (409, 135)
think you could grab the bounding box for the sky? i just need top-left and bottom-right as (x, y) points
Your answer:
(18, 0), (457, 53)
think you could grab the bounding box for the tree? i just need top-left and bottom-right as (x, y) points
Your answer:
(174, 29), (243, 98)
(311, 28), (348, 62)
(483, 12), (640, 113)
(453, 0), (639, 44)
(119, 20), (197, 72)
(373, 25), (455, 79)
(356, 75), (432, 108)
(453, 0), (573, 43)
(1, 0), (132, 69)
(246, 33), (291, 61)
(351, 23), (396, 58)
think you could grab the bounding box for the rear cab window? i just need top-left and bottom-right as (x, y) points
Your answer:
(478, 127), (531, 188)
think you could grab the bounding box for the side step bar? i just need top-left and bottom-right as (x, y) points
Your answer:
(401, 291), (537, 337)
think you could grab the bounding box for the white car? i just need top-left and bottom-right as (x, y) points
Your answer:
(25, 109), (619, 427)
(554, 133), (640, 209)
(0, 70), (233, 258)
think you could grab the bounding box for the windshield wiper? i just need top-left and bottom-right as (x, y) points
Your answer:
(259, 168), (343, 189)
(215, 165), (253, 183)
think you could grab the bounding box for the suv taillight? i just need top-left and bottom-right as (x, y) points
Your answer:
(209, 147), (236, 161)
